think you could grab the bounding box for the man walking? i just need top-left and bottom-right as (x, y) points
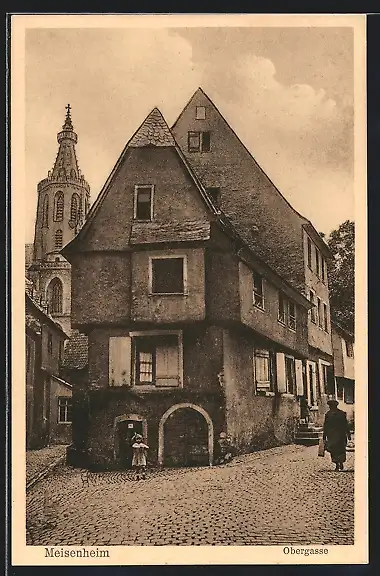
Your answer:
(323, 399), (352, 471)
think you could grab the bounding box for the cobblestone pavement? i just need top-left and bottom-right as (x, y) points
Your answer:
(26, 443), (354, 546)
(26, 445), (68, 486)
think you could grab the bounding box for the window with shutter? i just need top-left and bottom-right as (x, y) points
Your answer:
(132, 332), (182, 388)
(254, 349), (273, 392)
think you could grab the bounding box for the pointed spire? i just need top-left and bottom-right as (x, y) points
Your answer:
(128, 108), (176, 148)
(52, 105), (80, 178)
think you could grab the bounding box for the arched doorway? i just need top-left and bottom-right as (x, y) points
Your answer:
(158, 403), (213, 467)
(113, 414), (147, 469)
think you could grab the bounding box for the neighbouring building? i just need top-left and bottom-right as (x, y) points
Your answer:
(62, 107), (313, 470)
(172, 88), (335, 424)
(26, 279), (72, 448)
(26, 105), (91, 336)
(331, 321), (355, 428)
(25, 105), (90, 448)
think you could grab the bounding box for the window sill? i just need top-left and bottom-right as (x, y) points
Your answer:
(278, 319), (287, 327)
(57, 421), (71, 425)
(253, 304), (265, 312)
(133, 218), (153, 223)
(288, 326), (296, 333)
(149, 292), (188, 297)
(132, 386), (182, 392)
(256, 391), (275, 397)
(281, 393), (296, 398)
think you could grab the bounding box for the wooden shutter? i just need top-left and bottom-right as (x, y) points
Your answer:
(156, 339), (179, 387)
(276, 353), (286, 393)
(295, 359), (304, 395)
(109, 336), (131, 387)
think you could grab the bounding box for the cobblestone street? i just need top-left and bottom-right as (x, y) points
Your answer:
(26, 443), (354, 546)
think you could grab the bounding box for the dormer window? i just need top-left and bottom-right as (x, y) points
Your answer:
(195, 106), (206, 120)
(134, 185), (154, 221)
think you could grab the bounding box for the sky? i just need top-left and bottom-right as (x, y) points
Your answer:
(24, 25), (354, 243)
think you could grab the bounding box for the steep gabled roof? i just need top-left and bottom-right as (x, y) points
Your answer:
(62, 104), (311, 309)
(172, 87), (331, 258)
(129, 108), (176, 147)
(62, 107), (219, 255)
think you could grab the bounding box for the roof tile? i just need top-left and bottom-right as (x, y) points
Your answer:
(129, 108), (176, 147)
(62, 330), (88, 370)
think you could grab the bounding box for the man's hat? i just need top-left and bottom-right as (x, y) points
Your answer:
(327, 399), (339, 407)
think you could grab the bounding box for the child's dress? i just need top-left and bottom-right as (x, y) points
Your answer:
(131, 443), (149, 467)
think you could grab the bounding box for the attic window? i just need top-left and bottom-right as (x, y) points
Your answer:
(188, 131), (211, 153)
(134, 185), (154, 221)
(196, 106), (206, 120)
(207, 187), (220, 207)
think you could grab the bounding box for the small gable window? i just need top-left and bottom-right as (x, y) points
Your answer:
(55, 229), (63, 250)
(42, 195), (49, 228)
(196, 106), (206, 120)
(54, 192), (64, 222)
(150, 256), (187, 295)
(134, 185), (154, 221)
(188, 131), (211, 153)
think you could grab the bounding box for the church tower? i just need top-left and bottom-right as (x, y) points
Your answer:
(28, 105), (90, 335)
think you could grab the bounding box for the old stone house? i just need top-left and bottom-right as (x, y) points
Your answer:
(26, 279), (71, 448)
(172, 88), (335, 424)
(62, 107), (313, 470)
(331, 321), (355, 428)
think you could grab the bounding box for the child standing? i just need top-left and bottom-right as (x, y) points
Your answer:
(131, 434), (149, 480)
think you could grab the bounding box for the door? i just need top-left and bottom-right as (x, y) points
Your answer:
(117, 420), (143, 469)
(164, 408), (209, 467)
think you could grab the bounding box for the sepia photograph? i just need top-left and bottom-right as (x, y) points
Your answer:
(11, 13), (367, 566)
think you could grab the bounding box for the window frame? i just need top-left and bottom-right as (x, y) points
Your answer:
(149, 254), (188, 296)
(317, 297), (323, 329)
(252, 272), (265, 310)
(323, 303), (329, 332)
(288, 300), (297, 332)
(130, 330), (183, 389)
(345, 340), (354, 358)
(253, 349), (274, 394)
(316, 249), (321, 278)
(58, 396), (72, 423)
(133, 184), (154, 222)
(195, 106), (206, 120)
(307, 236), (313, 270)
(187, 130), (211, 153)
(278, 292), (287, 325)
(285, 355), (296, 395)
(309, 290), (317, 324)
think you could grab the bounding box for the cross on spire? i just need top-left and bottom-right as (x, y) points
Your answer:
(62, 103), (73, 130)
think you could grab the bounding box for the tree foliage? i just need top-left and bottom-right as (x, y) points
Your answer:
(327, 220), (355, 333)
